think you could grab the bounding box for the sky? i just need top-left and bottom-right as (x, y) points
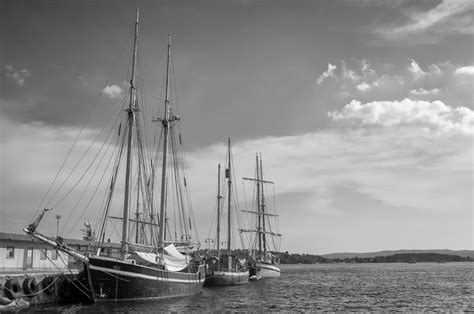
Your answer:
(1, 0), (473, 254)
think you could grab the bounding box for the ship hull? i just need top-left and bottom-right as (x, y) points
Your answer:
(257, 262), (280, 278)
(204, 270), (249, 286)
(79, 256), (205, 301)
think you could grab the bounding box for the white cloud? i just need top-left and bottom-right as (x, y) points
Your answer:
(399, 0), (473, 33)
(5, 65), (32, 86)
(102, 84), (123, 98)
(408, 59), (425, 78)
(455, 65), (474, 76)
(360, 59), (376, 77)
(316, 63), (337, 85)
(317, 58), (446, 92)
(376, 0), (474, 41)
(428, 64), (442, 75)
(408, 59), (442, 80)
(317, 58), (473, 110)
(356, 82), (371, 92)
(1, 112), (472, 253)
(329, 98), (474, 135)
(341, 60), (360, 82)
(410, 88), (441, 96)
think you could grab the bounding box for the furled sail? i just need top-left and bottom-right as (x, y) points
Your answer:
(130, 244), (188, 271)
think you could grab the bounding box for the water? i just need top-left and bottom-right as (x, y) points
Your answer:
(25, 263), (473, 312)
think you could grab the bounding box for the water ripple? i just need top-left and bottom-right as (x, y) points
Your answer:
(26, 262), (473, 312)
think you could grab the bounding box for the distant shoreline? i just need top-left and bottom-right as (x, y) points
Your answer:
(279, 251), (474, 264)
(321, 249), (474, 259)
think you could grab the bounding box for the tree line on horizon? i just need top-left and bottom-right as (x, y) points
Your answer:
(278, 252), (473, 264)
(199, 249), (473, 264)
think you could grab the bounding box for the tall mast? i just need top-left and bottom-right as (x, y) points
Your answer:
(135, 164), (141, 244)
(149, 161), (155, 246)
(121, 9), (139, 259)
(216, 164), (222, 270)
(260, 154), (267, 255)
(226, 138), (232, 257)
(256, 153), (262, 256)
(157, 34), (172, 249)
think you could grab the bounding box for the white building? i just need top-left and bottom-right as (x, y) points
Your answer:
(0, 233), (73, 275)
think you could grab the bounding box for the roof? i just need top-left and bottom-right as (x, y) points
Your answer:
(0, 232), (120, 248)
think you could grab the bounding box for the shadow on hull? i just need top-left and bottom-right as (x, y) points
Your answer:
(204, 270), (249, 287)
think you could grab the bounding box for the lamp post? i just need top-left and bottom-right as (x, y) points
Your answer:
(55, 215), (61, 237)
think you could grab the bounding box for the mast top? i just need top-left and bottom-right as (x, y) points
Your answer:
(135, 9), (139, 23)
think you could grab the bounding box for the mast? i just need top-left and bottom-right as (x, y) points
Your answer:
(256, 154), (262, 256)
(157, 34), (172, 249)
(121, 9), (139, 259)
(226, 138), (232, 257)
(260, 154), (267, 255)
(135, 163), (141, 244)
(149, 161), (155, 246)
(216, 164), (222, 270)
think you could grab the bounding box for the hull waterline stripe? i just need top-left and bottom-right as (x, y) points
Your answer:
(89, 265), (205, 284)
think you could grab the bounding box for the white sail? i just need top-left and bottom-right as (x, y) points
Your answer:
(131, 244), (188, 271)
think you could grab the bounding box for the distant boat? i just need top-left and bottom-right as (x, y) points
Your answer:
(204, 139), (249, 286)
(241, 154), (282, 278)
(24, 10), (205, 302)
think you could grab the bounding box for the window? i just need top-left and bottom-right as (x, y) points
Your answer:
(40, 249), (48, 260)
(51, 250), (58, 260)
(6, 246), (14, 259)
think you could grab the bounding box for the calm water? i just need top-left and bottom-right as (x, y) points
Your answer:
(26, 263), (473, 312)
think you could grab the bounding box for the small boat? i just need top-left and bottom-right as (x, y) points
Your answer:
(204, 139), (249, 286)
(241, 154), (282, 278)
(24, 10), (205, 302)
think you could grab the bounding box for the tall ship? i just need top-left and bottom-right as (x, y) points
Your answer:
(241, 154), (282, 278)
(23, 10), (205, 302)
(204, 139), (249, 286)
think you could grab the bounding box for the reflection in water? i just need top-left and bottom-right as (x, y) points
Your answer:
(28, 263), (473, 312)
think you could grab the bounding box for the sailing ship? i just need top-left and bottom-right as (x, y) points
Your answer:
(241, 154), (282, 278)
(23, 10), (205, 302)
(204, 139), (249, 286)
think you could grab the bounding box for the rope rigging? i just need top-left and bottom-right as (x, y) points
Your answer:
(36, 29), (135, 218)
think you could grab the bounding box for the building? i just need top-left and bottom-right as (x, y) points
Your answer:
(0, 232), (121, 275)
(0, 232), (122, 305)
(0, 232), (71, 275)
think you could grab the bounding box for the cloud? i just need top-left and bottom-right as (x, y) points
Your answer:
(375, 0), (474, 41)
(102, 85), (123, 99)
(408, 59), (425, 79)
(1, 111), (473, 253)
(329, 98), (474, 135)
(316, 63), (337, 85)
(316, 58), (473, 109)
(316, 59), (382, 93)
(455, 65), (474, 76)
(410, 88), (441, 96)
(5, 65), (32, 86)
(408, 59), (442, 80)
(341, 60), (360, 82)
(356, 82), (371, 92)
